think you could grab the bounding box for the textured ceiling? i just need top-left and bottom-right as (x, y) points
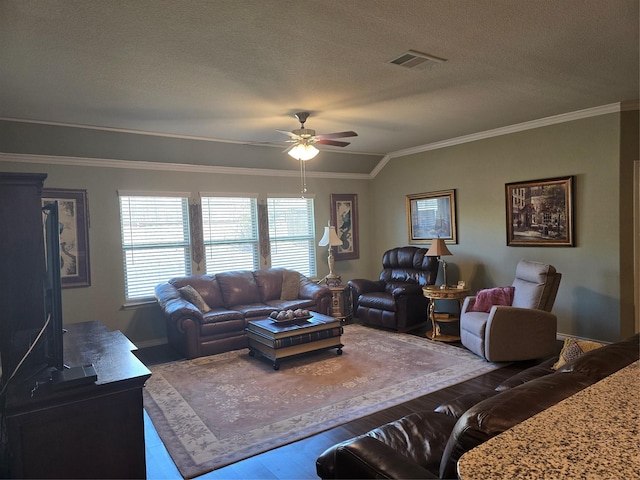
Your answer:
(0, 0), (638, 163)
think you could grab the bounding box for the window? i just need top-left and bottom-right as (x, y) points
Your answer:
(119, 193), (191, 300)
(201, 196), (259, 274)
(267, 196), (316, 277)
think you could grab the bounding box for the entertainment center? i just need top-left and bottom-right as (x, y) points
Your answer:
(0, 172), (151, 478)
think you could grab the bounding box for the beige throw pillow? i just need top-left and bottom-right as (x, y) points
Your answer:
(552, 337), (604, 370)
(280, 270), (300, 300)
(178, 285), (211, 313)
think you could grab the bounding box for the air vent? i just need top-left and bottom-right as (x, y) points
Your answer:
(388, 50), (447, 70)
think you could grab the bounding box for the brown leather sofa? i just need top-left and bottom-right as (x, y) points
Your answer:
(348, 247), (439, 332)
(155, 268), (332, 359)
(316, 333), (639, 479)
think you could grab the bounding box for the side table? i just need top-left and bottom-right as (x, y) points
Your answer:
(327, 284), (352, 321)
(422, 286), (470, 342)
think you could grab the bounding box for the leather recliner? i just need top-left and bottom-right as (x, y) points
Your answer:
(348, 246), (439, 332)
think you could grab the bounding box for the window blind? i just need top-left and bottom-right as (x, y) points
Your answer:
(119, 195), (191, 300)
(201, 196), (259, 274)
(267, 197), (316, 277)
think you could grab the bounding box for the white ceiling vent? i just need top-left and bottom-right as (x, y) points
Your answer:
(388, 50), (447, 70)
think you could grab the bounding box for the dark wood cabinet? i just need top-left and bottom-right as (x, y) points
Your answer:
(4, 321), (151, 479)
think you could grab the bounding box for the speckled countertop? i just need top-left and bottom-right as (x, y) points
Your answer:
(457, 360), (640, 480)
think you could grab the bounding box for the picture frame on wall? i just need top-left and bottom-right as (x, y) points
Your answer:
(505, 176), (575, 247)
(330, 193), (359, 260)
(406, 189), (457, 244)
(42, 188), (91, 287)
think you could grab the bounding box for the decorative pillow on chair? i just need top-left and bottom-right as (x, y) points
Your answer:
(552, 337), (604, 370)
(178, 285), (211, 313)
(469, 286), (515, 313)
(280, 270), (300, 300)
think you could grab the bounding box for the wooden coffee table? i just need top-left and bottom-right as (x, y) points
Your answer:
(246, 312), (343, 370)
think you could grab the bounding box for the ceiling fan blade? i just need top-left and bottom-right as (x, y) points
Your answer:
(316, 139), (351, 147)
(316, 131), (358, 140)
(276, 129), (302, 140)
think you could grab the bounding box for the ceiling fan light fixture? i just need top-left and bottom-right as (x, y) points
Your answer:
(288, 143), (319, 161)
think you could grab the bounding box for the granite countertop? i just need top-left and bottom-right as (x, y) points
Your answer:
(457, 360), (640, 480)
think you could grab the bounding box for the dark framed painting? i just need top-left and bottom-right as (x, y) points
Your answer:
(505, 176), (574, 247)
(330, 193), (359, 260)
(406, 189), (457, 244)
(42, 188), (91, 287)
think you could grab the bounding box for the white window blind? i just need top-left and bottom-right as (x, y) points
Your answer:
(119, 195), (191, 300)
(267, 197), (316, 277)
(201, 196), (259, 274)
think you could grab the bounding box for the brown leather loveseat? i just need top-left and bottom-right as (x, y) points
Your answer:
(316, 333), (639, 479)
(155, 268), (332, 359)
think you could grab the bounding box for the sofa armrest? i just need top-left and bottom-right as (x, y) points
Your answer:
(155, 282), (204, 331)
(299, 275), (331, 302)
(484, 306), (557, 362)
(461, 295), (476, 314)
(329, 436), (437, 479)
(348, 278), (385, 295)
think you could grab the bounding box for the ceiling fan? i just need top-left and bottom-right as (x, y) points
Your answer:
(278, 112), (357, 161)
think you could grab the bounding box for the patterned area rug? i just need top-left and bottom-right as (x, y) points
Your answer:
(143, 323), (504, 478)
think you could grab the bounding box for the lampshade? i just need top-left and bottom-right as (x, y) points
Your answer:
(426, 238), (452, 257)
(287, 143), (319, 161)
(318, 225), (342, 247)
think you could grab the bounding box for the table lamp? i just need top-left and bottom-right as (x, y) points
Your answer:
(318, 222), (342, 286)
(426, 238), (452, 289)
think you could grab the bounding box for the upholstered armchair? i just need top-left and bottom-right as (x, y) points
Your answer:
(460, 260), (561, 362)
(348, 246), (439, 332)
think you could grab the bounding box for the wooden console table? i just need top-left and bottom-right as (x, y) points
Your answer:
(4, 321), (151, 479)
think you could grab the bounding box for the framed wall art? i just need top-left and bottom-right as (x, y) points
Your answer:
(505, 176), (574, 247)
(330, 193), (359, 260)
(42, 188), (91, 287)
(406, 189), (457, 244)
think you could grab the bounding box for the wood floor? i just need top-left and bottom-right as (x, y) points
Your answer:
(138, 325), (550, 480)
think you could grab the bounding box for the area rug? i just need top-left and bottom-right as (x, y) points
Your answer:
(143, 323), (505, 479)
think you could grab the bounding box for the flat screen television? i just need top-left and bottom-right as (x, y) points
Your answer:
(0, 202), (64, 389)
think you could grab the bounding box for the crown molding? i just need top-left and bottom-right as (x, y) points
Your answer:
(0, 152), (372, 180)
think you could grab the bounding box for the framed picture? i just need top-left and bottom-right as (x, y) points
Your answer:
(330, 193), (359, 260)
(42, 188), (91, 287)
(505, 176), (574, 247)
(406, 189), (457, 244)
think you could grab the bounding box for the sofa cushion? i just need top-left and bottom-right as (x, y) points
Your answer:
(200, 308), (244, 325)
(281, 269), (301, 300)
(494, 356), (558, 391)
(357, 292), (397, 311)
(170, 274), (224, 308)
(552, 337), (604, 370)
(178, 285), (211, 312)
(217, 270), (262, 307)
(434, 390), (497, 418)
(253, 268), (284, 302)
(469, 286), (514, 313)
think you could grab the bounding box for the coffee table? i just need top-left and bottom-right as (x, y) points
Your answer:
(246, 311), (343, 370)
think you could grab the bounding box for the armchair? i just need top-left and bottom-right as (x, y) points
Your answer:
(348, 247), (439, 332)
(460, 260), (561, 362)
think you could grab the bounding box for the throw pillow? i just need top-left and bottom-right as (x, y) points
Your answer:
(178, 285), (211, 313)
(552, 337), (604, 370)
(280, 270), (300, 301)
(469, 286), (515, 313)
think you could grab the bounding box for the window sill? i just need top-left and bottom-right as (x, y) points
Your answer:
(121, 298), (157, 310)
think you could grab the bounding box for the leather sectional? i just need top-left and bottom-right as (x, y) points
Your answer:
(316, 333), (639, 479)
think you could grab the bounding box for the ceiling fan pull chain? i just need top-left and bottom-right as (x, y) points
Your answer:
(300, 159), (307, 196)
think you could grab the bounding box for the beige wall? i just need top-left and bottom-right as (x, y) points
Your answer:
(371, 112), (633, 341)
(1, 109), (636, 345)
(0, 158), (371, 345)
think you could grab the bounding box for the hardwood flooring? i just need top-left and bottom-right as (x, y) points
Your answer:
(138, 325), (553, 479)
